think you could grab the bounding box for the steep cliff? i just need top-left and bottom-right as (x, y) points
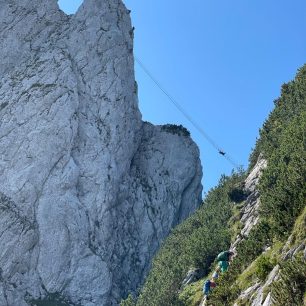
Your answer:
(0, 1), (202, 305)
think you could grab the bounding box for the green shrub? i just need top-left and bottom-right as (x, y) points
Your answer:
(208, 221), (271, 305)
(161, 124), (190, 137)
(228, 185), (248, 203)
(135, 171), (245, 306)
(29, 293), (76, 306)
(271, 256), (306, 305)
(178, 280), (203, 306)
(259, 111), (306, 238)
(120, 294), (136, 306)
(255, 255), (275, 281)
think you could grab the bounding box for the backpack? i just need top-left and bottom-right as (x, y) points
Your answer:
(204, 279), (211, 290)
(217, 251), (229, 262)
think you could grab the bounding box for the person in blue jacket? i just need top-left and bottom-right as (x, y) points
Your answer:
(203, 279), (216, 300)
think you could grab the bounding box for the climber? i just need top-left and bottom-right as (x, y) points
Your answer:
(203, 278), (216, 300)
(217, 250), (235, 263)
(212, 270), (219, 280)
(218, 260), (229, 273)
(216, 250), (235, 274)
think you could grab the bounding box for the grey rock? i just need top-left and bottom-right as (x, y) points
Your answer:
(181, 268), (204, 288)
(265, 265), (279, 287)
(235, 263), (280, 306)
(199, 296), (207, 306)
(293, 243), (305, 257)
(238, 282), (261, 301)
(231, 157), (267, 249)
(244, 156), (267, 193)
(250, 265), (279, 306)
(262, 292), (272, 306)
(283, 242), (305, 260)
(0, 1), (202, 305)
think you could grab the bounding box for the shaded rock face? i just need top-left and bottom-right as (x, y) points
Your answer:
(0, 1), (202, 305)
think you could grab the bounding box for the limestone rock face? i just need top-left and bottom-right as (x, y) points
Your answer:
(0, 1), (202, 305)
(231, 157), (267, 251)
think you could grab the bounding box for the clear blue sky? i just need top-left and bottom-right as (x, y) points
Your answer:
(58, 0), (306, 193)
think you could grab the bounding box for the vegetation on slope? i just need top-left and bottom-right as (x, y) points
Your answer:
(209, 64), (306, 305)
(122, 64), (306, 305)
(271, 256), (306, 306)
(270, 208), (306, 305)
(259, 111), (306, 237)
(121, 171), (246, 306)
(249, 64), (306, 168)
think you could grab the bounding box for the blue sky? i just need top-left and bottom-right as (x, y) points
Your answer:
(58, 0), (306, 192)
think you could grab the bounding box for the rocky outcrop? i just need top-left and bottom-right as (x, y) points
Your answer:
(230, 157), (274, 306)
(234, 241), (306, 306)
(233, 265), (279, 306)
(0, 1), (202, 305)
(231, 157), (267, 250)
(181, 268), (204, 289)
(232, 157), (305, 306)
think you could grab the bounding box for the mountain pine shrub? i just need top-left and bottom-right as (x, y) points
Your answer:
(271, 256), (306, 306)
(132, 171), (245, 306)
